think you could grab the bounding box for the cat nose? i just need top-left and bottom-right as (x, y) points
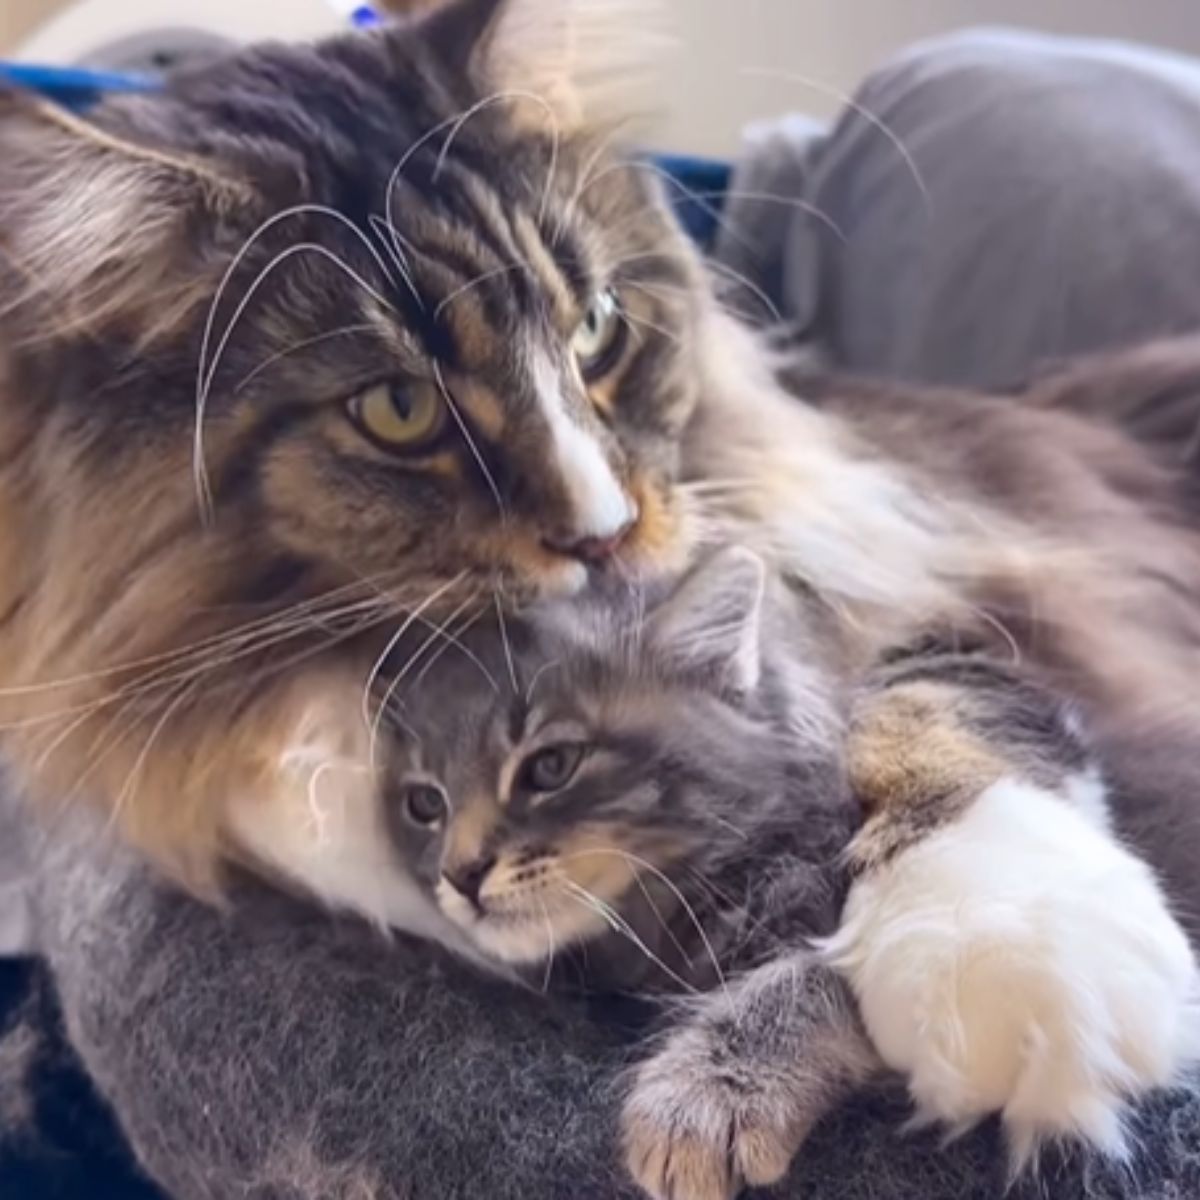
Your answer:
(442, 854), (497, 907)
(543, 512), (638, 565)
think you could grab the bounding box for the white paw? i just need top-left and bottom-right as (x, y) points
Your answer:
(825, 775), (1200, 1165)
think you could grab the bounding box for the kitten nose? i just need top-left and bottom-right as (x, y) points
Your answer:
(442, 854), (497, 907)
(544, 514), (637, 565)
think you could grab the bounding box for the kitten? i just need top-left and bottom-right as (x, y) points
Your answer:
(376, 547), (1199, 1198)
(380, 546), (852, 983)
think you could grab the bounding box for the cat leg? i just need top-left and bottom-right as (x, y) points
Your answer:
(826, 650), (1200, 1167)
(622, 953), (878, 1200)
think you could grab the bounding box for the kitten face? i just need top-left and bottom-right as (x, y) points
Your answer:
(380, 550), (820, 965)
(0, 0), (709, 876)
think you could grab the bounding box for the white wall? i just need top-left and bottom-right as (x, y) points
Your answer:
(658, 0), (1200, 154)
(11, 0), (1200, 157)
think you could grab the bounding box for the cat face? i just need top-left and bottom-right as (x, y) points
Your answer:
(1, 1), (699, 606)
(0, 0), (711, 877)
(380, 549), (816, 965)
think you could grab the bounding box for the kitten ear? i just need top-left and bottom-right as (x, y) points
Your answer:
(0, 91), (249, 341)
(647, 548), (767, 698)
(424, 0), (666, 132)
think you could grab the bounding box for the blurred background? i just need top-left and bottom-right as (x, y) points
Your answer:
(4, 0), (1200, 153)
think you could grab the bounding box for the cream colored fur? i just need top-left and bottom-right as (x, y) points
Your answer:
(825, 774), (1200, 1165)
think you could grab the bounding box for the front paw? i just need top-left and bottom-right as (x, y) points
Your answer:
(622, 1028), (798, 1200)
(829, 776), (1200, 1165)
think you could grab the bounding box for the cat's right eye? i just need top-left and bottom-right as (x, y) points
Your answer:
(403, 783), (448, 827)
(346, 381), (447, 453)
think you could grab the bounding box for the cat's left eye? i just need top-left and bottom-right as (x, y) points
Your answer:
(346, 381), (447, 453)
(404, 783), (448, 827)
(519, 742), (587, 794)
(571, 288), (626, 380)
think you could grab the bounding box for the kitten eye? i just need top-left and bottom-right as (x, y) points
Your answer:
(571, 288), (626, 380)
(519, 742), (587, 794)
(404, 783), (447, 826)
(347, 381), (447, 452)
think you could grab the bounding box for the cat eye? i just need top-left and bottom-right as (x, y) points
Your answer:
(347, 381), (447, 453)
(519, 742), (587, 794)
(403, 783), (448, 827)
(571, 288), (626, 380)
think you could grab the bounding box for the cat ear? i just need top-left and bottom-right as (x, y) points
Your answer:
(423, 0), (666, 132)
(0, 91), (249, 341)
(647, 547), (767, 698)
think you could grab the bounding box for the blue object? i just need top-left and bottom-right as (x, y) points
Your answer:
(0, 60), (730, 248)
(348, 5), (383, 29)
(0, 62), (155, 111)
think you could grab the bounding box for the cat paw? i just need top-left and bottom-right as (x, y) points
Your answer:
(827, 775), (1200, 1166)
(622, 1029), (798, 1200)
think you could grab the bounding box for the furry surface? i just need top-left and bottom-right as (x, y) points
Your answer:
(6, 798), (1200, 1200)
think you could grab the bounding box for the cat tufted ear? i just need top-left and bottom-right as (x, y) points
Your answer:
(421, 0), (666, 132)
(647, 547), (767, 699)
(0, 90), (250, 342)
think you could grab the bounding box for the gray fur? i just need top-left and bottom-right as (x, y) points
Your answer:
(11, 804), (1200, 1200)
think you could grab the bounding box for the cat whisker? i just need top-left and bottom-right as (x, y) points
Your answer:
(368, 589), (480, 767)
(619, 305), (682, 348)
(0, 564), (409, 701)
(412, 604), (496, 693)
(554, 117), (641, 245)
(432, 362), (507, 518)
(578, 157), (759, 261)
(107, 676), (201, 838)
(704, 259), (784, 325)
(360, 572), (469, 739)
(194, 204), (400, 521)
(569, 847), (732, 1010)
(367, 214), (424, 310)
(4, 590), (397, 745)
(233, 322), (378, 394)
(433, 264), (529, 321)
(431, 89), (561, 224)
(523, 658), (562, 706)
(559, 879), (698, 994)
(538, 895), (556, 994)
(739, 65), (932, 217)
(492, 590), (520, 695)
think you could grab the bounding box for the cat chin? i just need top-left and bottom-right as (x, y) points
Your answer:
(825, 772), (1200, 1168)
(438, 890), (610, 965)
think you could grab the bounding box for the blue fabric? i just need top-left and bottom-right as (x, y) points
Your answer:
(0, 62), (730, 248)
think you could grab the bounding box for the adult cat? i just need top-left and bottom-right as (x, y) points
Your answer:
(3, 0), (1200, 1182)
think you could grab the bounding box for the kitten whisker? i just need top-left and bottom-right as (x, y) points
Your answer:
(538, 895), (556, 994)
(568, 847), (732, 1011)
(560, 879), (697, 994)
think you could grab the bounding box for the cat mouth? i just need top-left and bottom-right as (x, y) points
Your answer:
(438, 889), (616, 964)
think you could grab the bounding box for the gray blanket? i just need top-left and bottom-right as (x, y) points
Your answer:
(3, 802), (1196, 1200)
